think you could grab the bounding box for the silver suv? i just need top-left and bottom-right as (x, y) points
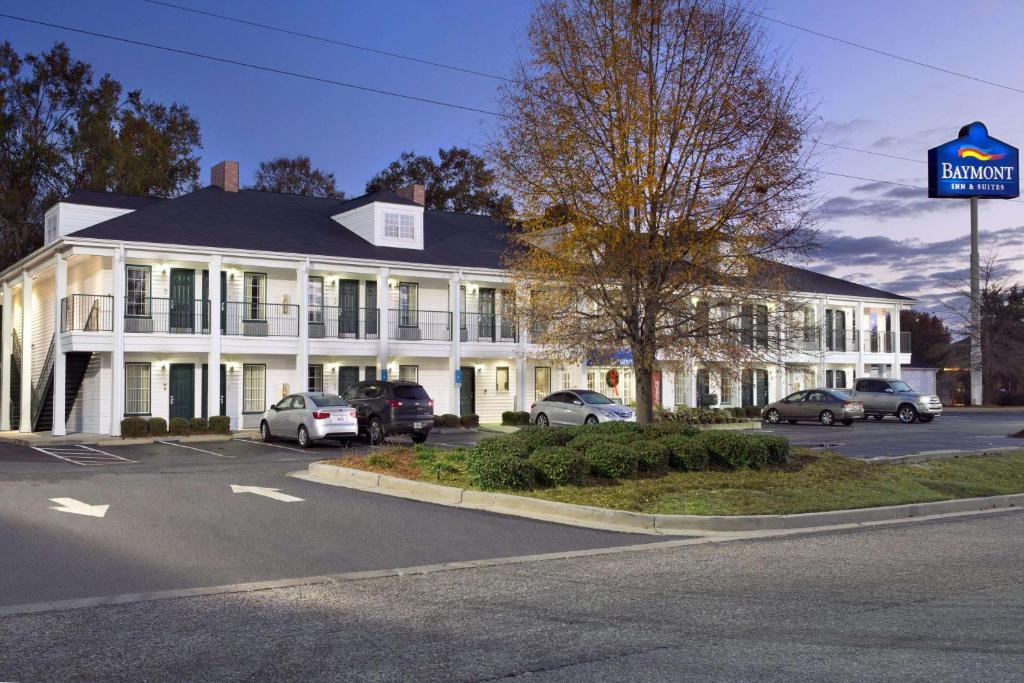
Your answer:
(848, 378), (942, 423)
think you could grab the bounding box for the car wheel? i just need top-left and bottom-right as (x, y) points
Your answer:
(535, 413), (549, 427)
(787, 419), (798, 424)
(919, 415), (935, 423)
(584, 415), (599, 426)
(819, 410), (835, 426)
(297, 425), (312, 448)
(368, 417), (384, 446)
(765, 408), (781, 424)
(897, 404), (918, 424)
(842, 418), (853, 426)
(260, 421), (272, 442)
(411, 431), (428, 444)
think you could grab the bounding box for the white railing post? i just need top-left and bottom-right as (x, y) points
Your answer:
(208, 255), (222, 422)
(110, 248), (125, 435)
(449, 271), (462, 415)
(19, 270), (32, 432)
(376, 267), (390, 380)
(296, 259), (309, 394)
(52, 253), (67, 436)
(0, 282), (11, 431)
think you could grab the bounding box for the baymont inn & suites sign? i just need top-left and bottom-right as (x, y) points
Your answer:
(928, 121), (1019, 199)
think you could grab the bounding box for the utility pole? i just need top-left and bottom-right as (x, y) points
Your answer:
(969, 197), (982, 405)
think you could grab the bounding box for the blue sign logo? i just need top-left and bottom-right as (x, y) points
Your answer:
(380, 368), (388, 381)
(455, 368), (463, 385)
(928, 122), (1019, 199)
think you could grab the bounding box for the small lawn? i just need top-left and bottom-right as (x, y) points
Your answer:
(326, 446), (1024, 516)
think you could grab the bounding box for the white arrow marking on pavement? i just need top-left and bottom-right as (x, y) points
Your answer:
(230, 485), (304, 502)
(49, 497), (109, 518)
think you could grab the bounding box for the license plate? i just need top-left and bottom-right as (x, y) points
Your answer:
(413, 422), (424, 429)
(331, 415), (349, 423)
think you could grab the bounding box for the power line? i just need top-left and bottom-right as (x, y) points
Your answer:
(709, 0), (1024, 94)
(811, 139), (924, 165)
(0, 12), (504, 117)
(141, 0), (515, 83)
(815, 170), (925, 190)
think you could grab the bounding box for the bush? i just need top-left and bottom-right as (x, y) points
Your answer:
(696, 431), (770, 469)
(209, 415), (231, 434)
(744, 406), (762, 418)
(641, 421), (699, 439)
(501, 410), (531, 426)
(657, 434), (710, 471)
(634, 440), (671, 472)
(517, 425), (575, 451)
(467, 450), (536, 489)
(120, 416), (148, 438)
(582, 440), (638, 479)
(759, 434), (790, 465)
(169, 417), (190, 436)
(659, 408), (743, 425)
(528, 446), (587, 486)
(434, 414), (461, 428)
(473, 435), (531, 460)
(460, 413), (480, 428)
(586, 420), (643, 436)
(146, 417), (167, 436)
(190, 417), (209, 433)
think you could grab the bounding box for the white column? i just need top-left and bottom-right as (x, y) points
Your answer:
(515, 355), (527, 411)
(376, 267), (390, 380)
(578, 360), (588, 389)
(0, 282), (11, 431)
(52, 254), (67, 436)
(296, 259), (309, 393)
(110, 248), (125, 436)
(856, 301), (865, 381)
(689, 364), (698, 408)
(208, 255), (222, 420)
(449, 271), (462, 415)
(817, 297), (827, 386)
(19, 270), (32, 432)
(891, 304), (902, 379)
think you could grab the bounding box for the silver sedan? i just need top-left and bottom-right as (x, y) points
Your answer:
(260, 392), (358, 447)
(761, 389), (864, 426)
(530, 389), (636, 426)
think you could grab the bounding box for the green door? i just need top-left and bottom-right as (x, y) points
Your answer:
(338, 280), (359, 337)
(478, 288), (496, 340)
(460, 366), (476, 415)
(169, 364), (195, 420)
(338, 366), (361, 396)
(169, 269), (195, 333)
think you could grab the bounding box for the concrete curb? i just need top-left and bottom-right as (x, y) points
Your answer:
(0, 432), (246, 448)
(296, 461), (1024, 534)
(859, 445), (1021, 465)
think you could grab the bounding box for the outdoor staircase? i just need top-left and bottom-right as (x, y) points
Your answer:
(31, 335), (92, 432)
(9, 329), (21, 428)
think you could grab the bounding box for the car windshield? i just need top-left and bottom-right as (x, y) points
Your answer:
(394, 385), (430, 400)
(309, 393), (347, 407)
(575, 390), (614, 405)
(889, 381), (913, 392)
(831, 391), (853, 401)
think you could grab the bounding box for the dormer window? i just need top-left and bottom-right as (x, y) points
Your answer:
(384, 212), (415, 240)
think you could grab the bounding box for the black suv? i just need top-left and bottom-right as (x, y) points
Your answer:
(342, 380), (434, 444)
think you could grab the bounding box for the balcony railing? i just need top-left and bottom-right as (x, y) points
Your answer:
(61, 294), (113, 332)
(125, 298), (211, 334)
(389, 308), (452, 341)
(460, 312), (517, 343)
(862, 330), (912, 353)
(223, 301), (299, 337)
(823, 329), (858, 352)
(308, 306), (379, 340)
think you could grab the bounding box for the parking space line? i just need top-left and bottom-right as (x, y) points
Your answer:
(235, 438), (312, 454)
(31, 444), (136, 466)
(156, 440), (234, 458)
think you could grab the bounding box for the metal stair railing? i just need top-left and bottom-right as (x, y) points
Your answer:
(30, 335), (55, 429)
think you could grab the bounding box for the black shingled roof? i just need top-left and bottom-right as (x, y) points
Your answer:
(65, 189), (165, 210)
(68, 187), (911, 300)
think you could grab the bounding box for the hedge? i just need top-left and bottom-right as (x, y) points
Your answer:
(634, 439), (671, 472)
(473, 435), (531, 460)
(657, 434), (710, 471)
(169, 417), (190, 436)
(190, 417), (209, 433)
(121, 416), (148, 438)
(147, 417), (167, 436)
(697, 431), (770, 469)
(501, 411), (531, 426)
(641, 421), (699, 439)
(434, 414), (461, 428)
(528, 446), (587, 486)
(660, 408), (745, 424)
(582, 440), (638, 479)
(517, 425), (576, 450)
(467, 451), (535, 490)
(209, 416), (231, 434)
(460, 413), (480, 428)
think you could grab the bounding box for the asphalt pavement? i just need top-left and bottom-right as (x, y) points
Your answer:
(1, 509), (1021, 681)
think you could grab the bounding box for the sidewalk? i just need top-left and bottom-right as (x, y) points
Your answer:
(0, 429), (258, 447)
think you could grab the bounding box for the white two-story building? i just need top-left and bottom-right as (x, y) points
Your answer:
(0, 161), (914, 436)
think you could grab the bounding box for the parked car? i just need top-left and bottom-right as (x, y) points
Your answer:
(761, 389), (864, 426)
(846, 377), (943, 423)
(530, 389), (636, 426)
(259, 392), (358, 447)
(341, 380), (434, 444)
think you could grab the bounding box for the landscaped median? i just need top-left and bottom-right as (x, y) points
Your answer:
(295, 423), (1024, 533)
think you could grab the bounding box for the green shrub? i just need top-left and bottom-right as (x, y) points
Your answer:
(190, 417), (209, 433)
(759, 434), (790, 465)
(642, 421), (699, 439)
(634, 440), (671, 472)
(473, 435), (531, 460)
(501, 411), (531, 426)
(657, 435), (710, 471)
(467, 451), (535, 489)
(168, 417), (190, 436)
(528, 446), (587, 486)
(460, 413), (480, 428)
(366, 452), (396, 468)
(120, 416), (148, 438)
(696, 431), (770, 469)
(567, 431), (617, 452)
(744, 406), (762, 419)
(434, 414), (461, 428)
(209, 416), (231, 434)
(582, 440), (638, 479)
(587, 420), (643, 436)
(146, 417), (167, 436)
(517, 425), (575, 451)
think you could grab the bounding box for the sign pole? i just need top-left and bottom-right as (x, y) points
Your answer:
(969, 196), (982, 406)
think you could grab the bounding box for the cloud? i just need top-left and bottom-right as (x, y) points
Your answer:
(812, 179), (936, 221)
(814, 118), (876, 144)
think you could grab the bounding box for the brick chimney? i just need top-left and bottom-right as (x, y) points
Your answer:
(396, 183), (425, 206)
(211, 160), (239, 192)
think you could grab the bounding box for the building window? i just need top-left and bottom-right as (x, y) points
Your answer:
(384, 212), (415, 239)
(243, 364), (266, 413)
(559, 369), (572, 390)
(124, 362), (151, 415)
(308, 276), (324, 323)
(825, 369), (847, 389)
(720, 371), (734, 405)
(496, 366), (510, 392)
(534, 366), (551, 402)
(459, 285), (467, 330)
(674, 370), (689, 407)
(399, 365), (418, 383)
(244, 273), (266, 320)
(398, 282), (418, 326)
(126, 265), (151, 317)
(308, 364), (323, 392)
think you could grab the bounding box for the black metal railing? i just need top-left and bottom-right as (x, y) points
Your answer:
(125, 298), (211, 334)
(900, 331), (911, 352)
(460, 312), (517, 343)
(862, 330), (911, 353)
(30, 335), (55, 429)
(308, 306), (379, 340)
(389, 308), (452, 341)
(61, 294), (113, 332)
(823, 329), (858, 352)
(223, 301), (299, 337)
(790, 328), (821, 352)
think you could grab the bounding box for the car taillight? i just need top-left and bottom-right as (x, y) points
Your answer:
(387, 399), (402, 408)
(312, 411), (330, 419)
(427, 400), (434, 408)
(530, 403), (535, 410)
